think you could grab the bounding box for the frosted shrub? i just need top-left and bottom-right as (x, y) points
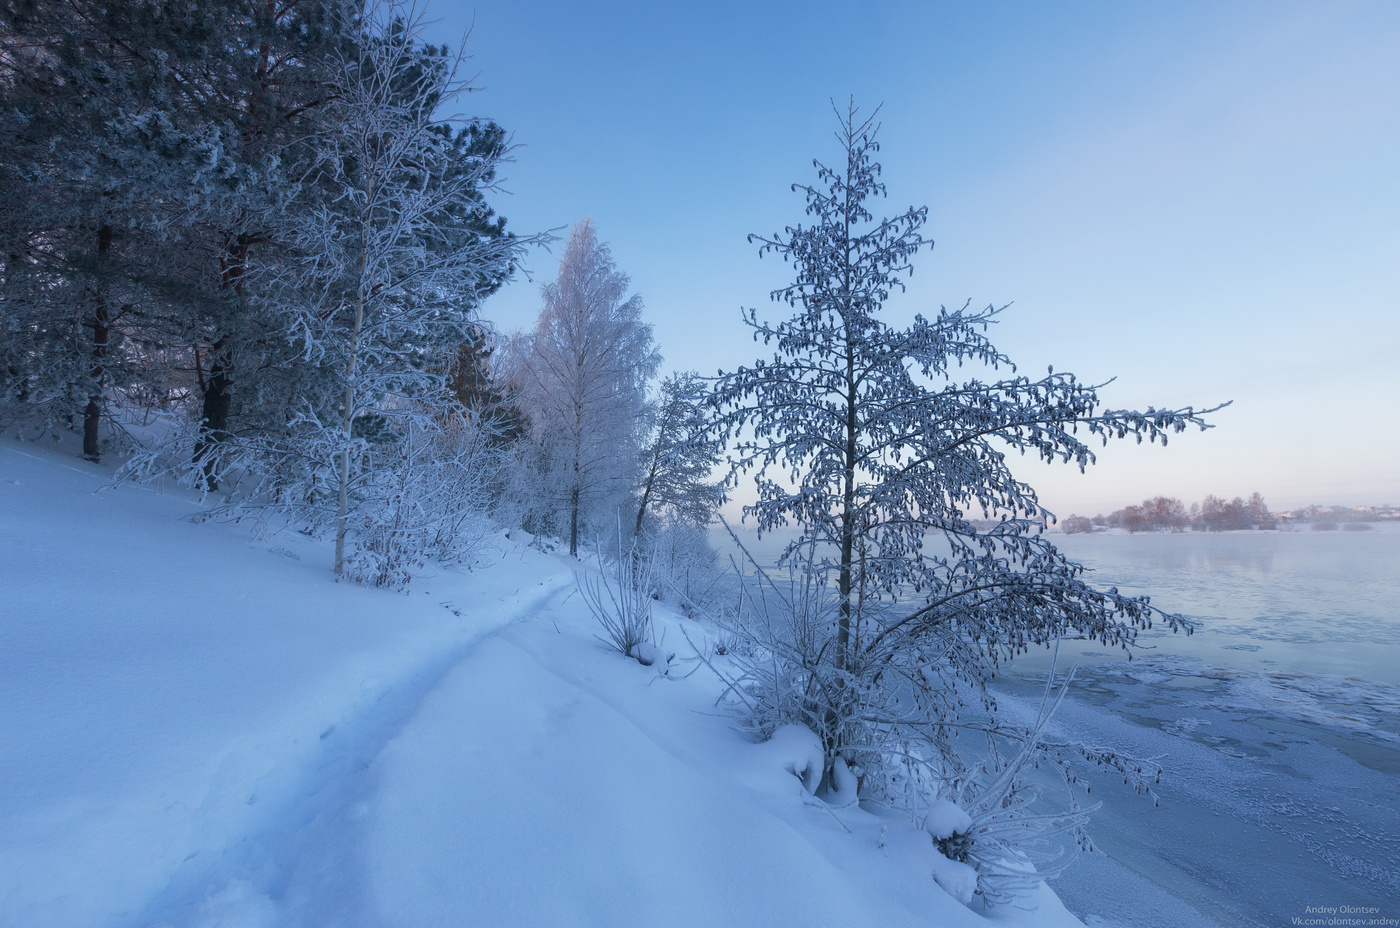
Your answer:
(710, 561), (1146, 905)
(579, 540), (656, 660)
(643, 518), (727, 617)
(120, 403), (504, 590)
(933, 666), (1102, 907)
(340, 410), (503, 588)
(706, 544), (878, 772)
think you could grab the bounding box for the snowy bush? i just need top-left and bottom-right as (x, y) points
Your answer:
(122, 402), (505, 589)
(932, 669), (1103, 907)
(701, 539), (879, 774)
(578, 539), (656, 662)
(640, 518), (728, 617)
(337, 410), (504, 588)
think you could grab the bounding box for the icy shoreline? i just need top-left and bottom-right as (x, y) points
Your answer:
(995, 528), (1400, 927)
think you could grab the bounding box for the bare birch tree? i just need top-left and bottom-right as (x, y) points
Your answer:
(515, 218), (658, 557)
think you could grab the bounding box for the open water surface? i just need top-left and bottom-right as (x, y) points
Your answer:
(996, 528), (1400, 928)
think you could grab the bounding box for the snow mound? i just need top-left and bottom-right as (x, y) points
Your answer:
(758, 724), (825, 794)
(633, 640), (674, 670)
(924, 798), (974, 840)
(930, 853), (980, 907)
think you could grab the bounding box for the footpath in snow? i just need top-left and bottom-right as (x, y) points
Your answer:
(0, 442), (1084, 927)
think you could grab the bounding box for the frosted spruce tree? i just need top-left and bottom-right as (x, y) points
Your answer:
(711, 102), (1221, 897)
(513, 218), (659, 557)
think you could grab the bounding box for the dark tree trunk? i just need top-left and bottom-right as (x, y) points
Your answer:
(569, 479), (580, 558)
(633, 402), (673, 539)
(835, 216), (857, 673)
(194, 336), (233, 488)
(83, 224), (112, 462)
(194, 235), (250, 490)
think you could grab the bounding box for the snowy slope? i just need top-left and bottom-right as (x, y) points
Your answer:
(0, 441), (1084, 927)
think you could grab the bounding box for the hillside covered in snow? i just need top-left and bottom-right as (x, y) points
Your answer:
(0, 442), (1087, 927)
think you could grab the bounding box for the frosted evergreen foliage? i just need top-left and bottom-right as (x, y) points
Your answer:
(0, 0), (235, 458)
(709, 101), (1219, 904)
(0, 0), (354, 463)
(118, 0), (533, 583)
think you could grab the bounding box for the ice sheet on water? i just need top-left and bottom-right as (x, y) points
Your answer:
(1215, 612), (1400, 646)
(1160, 716), (1211, 737)
(1211, 670), (1400, 746)
(1086, 655), (1400, 747)
(1034, 531), (1400, 922)
(992, 669), (1400, 926)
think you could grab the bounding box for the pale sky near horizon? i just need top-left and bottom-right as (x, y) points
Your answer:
(424, 1), (1399, 516)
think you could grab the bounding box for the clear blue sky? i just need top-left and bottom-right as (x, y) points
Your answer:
(424, 1), (1399, 515)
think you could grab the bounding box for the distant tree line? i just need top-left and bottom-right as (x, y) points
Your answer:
(1063, 496), (1399, 534)
(1063, 492), (1275, 533)
(1286, 504), (1391, 531)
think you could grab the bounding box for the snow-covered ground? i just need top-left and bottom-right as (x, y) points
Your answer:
(0, 441), (1084, 927)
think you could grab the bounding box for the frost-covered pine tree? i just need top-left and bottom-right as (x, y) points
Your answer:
(712, 101), (1220, 826)
(109, 0), (528, 584)
(179, 1), (351, 490)
(513, 218), (659, 557)
(0, 0), (354, 471)
(0, 0), (240, 460)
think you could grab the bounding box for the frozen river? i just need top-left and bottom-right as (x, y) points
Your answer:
(997, 527), (1400, 928)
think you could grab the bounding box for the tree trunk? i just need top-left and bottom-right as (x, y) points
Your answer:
(634, 475), (654, 538)
(835, 190), (857, 673)
(194, 337), (233, 488)
(335, 251), (367, 576)
(633, 400), (672, 539)
(569, 477), (580, 557)
(82, 225), (112, 462)
(195, 235), (250, 490)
